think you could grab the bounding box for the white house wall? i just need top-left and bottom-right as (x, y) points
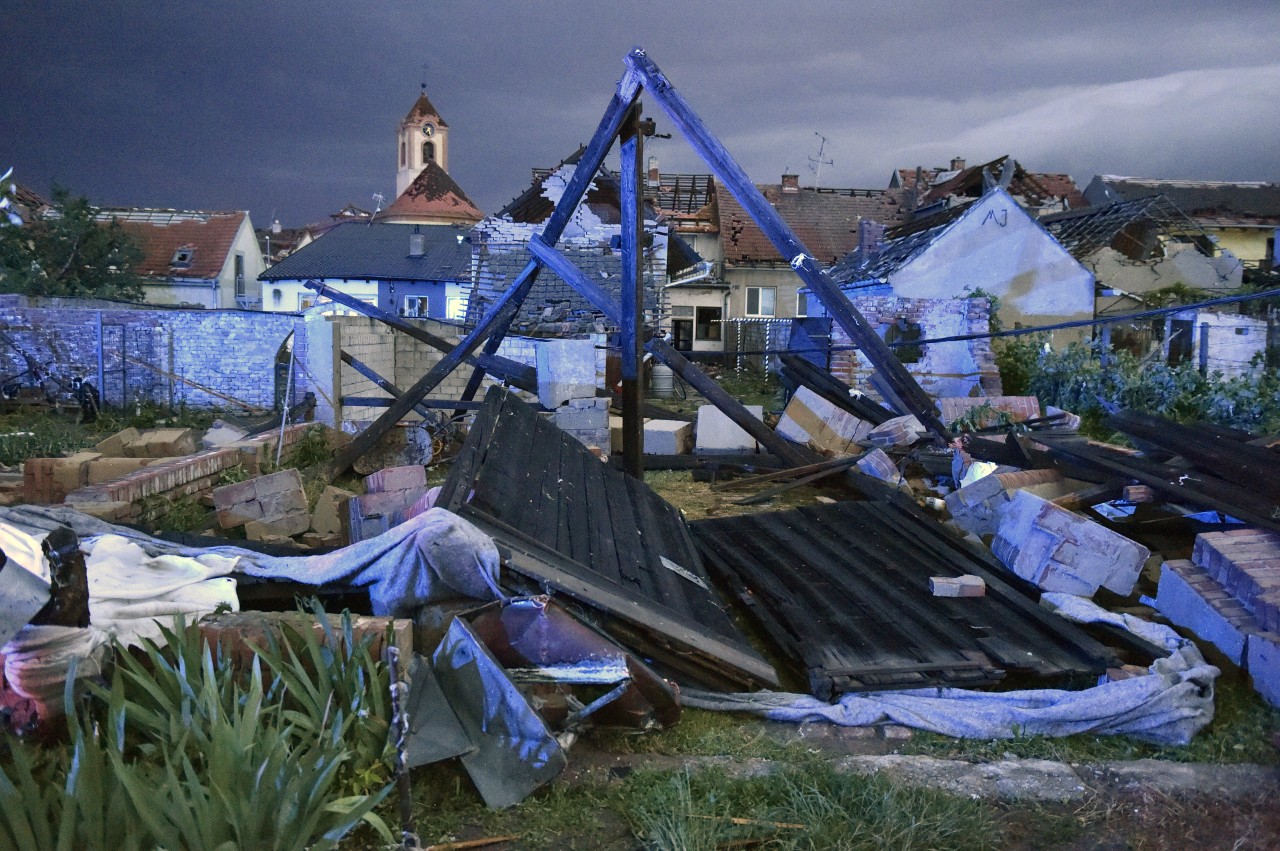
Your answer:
(889, 190), (1094, 330)
(1171, 310), (1269, 378)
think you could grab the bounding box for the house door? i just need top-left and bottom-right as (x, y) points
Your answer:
(672, 319), (693, 351)
(1168, 319), (1194, 366)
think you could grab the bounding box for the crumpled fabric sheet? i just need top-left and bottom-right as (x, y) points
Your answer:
(83, 534), (241, 646)
(0, 504), (503, 619)
(681, 594), (1219, 746)
(2, 624), (109, 717)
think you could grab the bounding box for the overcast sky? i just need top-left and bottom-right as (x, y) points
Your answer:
(4, 1), (1277, 228)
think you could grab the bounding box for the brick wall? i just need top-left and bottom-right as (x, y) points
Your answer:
(0, 295), (311, 410)
(827, 295), (1000, 400)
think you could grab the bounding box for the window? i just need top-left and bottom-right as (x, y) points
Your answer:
(422, 141), (435, 165)
(170, 245), (195, 268)
(404, 295), (427, 317)
(234, 253), (245, 297)
(796, 291), (809, 317)
(745, 286), (776, 317)
(446, 296), (466, 321)
(884, 316), (924, 364)
(695, 306), (722, 341)
(400, 140), (406, 167)
(671, 305), (695, 318)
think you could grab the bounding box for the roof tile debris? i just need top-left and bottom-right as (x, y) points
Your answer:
(96, 209), (248, 280)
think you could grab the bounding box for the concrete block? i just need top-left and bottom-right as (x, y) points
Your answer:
(253, 468), (304, 499)
(311, 486), (354, 536)
(129, 428), (199, 458)
(537, 338), (596, 408)
(609, 415), (624, 454)
(94, 427), (141, 457)
(364, 465), (427, 494)
(71, 501), (134, 523)
(245, 513), (311, 541)
(1246, 631), (1280, 707)
(695, 405), (763, 455)
(51, 452), (101, 498)
(992, 490), (1149, 597)
(201, 421), (249, 449)
(643, 420), (693, 455)
(776, 386), (872, 456)
(258, 488), (309, 519)
(552, 408), (608, 432)
(929, 575), (986, 597)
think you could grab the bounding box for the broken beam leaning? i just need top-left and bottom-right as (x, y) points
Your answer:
(624, 48), (950, 442)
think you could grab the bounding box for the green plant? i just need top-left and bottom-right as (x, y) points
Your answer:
(0, 608), (395, 850)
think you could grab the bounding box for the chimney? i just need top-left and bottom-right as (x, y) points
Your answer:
(781, 173), (800, 192)
(647, 156), (660, 188)
(858, 219), (886, 260)
(271, 219), (282, 234)
(950, 157), (966, 171)
(409, 224), (425, 257)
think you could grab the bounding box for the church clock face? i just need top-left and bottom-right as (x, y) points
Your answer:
(421, 123), (436, 138)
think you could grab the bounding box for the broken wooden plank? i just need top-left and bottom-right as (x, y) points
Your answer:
(731, 457), (863, 505)
(711, 454), (866, 492)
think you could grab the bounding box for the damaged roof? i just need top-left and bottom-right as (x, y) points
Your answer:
(380, 160), (483, 225)
(826, 199), (975, 285)
(1085, 176), (1280, 229)
(97, 209), (249, 281)
(716, 181), (913, 265)
(401, 90), (448, 128)
(896, 156), (1087, 214)
(1041, 194), (1220, 261)
(258, 220), (472, 282)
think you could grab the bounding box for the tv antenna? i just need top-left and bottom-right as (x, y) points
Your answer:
(808, 132), (833, 188)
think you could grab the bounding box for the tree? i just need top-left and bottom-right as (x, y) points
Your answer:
(0, 185), (145, 301)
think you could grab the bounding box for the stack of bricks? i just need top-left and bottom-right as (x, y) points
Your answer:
(61, 423), (313, 525)
(1193, 530), (1280, 632)
(1156, 529), (1280, 707)
(854, 448), (907, 489)
(992, 490), (1149, 597)
(212, 468), (311, 541)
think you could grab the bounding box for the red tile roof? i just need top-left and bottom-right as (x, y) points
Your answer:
(98, 209), (247, 279)
(715, 182), (914, 265)
(379, 160), (483, 225)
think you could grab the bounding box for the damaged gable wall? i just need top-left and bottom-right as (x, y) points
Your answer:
(0, 296), (310, 409)
(888, 190), (1095, 333)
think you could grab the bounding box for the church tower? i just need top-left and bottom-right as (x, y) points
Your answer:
(395, 88), (450, 197)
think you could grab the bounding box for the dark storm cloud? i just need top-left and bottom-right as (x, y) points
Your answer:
(3, 1), (1276, 227)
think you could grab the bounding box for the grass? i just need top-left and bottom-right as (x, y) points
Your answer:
(0, 404), (223, 466)
(383, 758), (1002, 851)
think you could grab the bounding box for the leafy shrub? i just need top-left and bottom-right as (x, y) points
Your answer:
(0, 607), (394, 850)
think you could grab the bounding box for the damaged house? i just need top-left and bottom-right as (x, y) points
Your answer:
(99, 208), (266, 310)
(1083, 176), (1280, 274)
(824, 186), (1095, 336)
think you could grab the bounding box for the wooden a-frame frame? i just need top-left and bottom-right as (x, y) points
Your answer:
(325, 48), (949, 480)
